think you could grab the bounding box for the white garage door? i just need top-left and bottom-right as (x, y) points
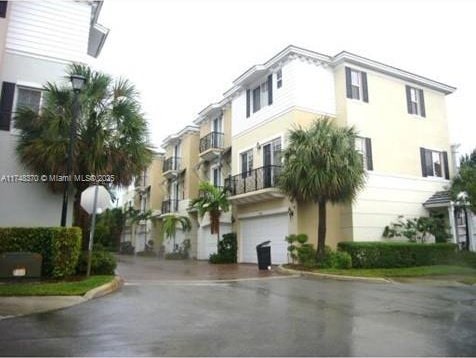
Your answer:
(240, 213), (289, 264)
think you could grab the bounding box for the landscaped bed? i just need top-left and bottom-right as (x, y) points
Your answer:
(283, 264), (476, 284)
(0, 275), (114, 296)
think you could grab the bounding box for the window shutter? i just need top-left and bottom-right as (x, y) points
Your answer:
(0, 82), (15, 131)
(424, 149), (434, 176)
(345, 67), (352, 99)
(420, 147), (427, 177)
(0, 2), (7, 18)
(267, 74), (273, 105)
(365, 137), (373, 170)
(246, 89), (250, 118)
(419, 89), (426, 117)
(362, 72), (369, 103)
(442, 151), (450, 180)
(406, 85), (412, 114)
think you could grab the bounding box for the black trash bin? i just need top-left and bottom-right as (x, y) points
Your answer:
(256, 241), (271, 270)
(0, 252), (42, 278)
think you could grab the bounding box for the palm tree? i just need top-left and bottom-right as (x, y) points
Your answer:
(278, 117), (366, 260)
(14, 64), (152, 241)
(190, 181), (230, 249)
(162, 214), (192, 252)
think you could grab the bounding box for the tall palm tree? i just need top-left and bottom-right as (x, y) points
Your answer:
(162, 214), (192, 252)
(278, 117), (366, 260)
(190, 181), (230, 249)
(14, 64), (152, 240)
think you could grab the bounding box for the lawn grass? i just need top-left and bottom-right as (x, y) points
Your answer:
(0, 275), (114, 296)
(285, 264), (476, 283)
(316, 265), (476, 278)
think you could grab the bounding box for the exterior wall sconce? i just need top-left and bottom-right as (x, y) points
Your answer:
(288, 207), (294, 218)
(256, 142), (261, 150)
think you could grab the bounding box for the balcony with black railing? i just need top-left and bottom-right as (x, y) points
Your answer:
(163, 157), (181, 177)
(224, 165), (283, 200)
(161, 199), (179, 214)
(199, 132), (224, 159)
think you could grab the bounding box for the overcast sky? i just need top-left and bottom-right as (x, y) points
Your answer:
(94, 0), (475, 157)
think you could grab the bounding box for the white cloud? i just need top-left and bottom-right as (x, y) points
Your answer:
(95, 0), (476, 156)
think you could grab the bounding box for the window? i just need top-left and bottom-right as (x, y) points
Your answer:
(252, 86), (260, 113)
(277, 69), (282, 88)
(246, 74), (273, 116)
(211, 166), (221, 187)
(241, 150), (253, 178)
(355, 137), (373, 170)
(16, 87), (42, 113)
(420, 148), (448, 179)
(345, 67), (368, 102)
(406, 86), (426, 117)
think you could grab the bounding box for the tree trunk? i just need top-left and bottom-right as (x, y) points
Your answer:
(316, 199), (327, 261)
(216, 213), (221, 252)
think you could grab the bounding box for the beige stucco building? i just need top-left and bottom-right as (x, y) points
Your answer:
(144, 45), (474, 261)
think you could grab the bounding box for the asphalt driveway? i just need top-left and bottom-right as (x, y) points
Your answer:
(0, 263), (475, 356)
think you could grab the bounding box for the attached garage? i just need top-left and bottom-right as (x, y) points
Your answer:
(197, 224), (232, 260)
(240, 213), (289, 264)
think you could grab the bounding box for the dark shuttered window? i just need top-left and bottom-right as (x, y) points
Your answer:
(345, 67), (368, 102)
(406, 85), (426, 117)
(0, 2), (7, 18)
(0, 82), (15, 131)
(246, 89), (250, 118)
(420, 147), (449, 179)
(267, 74), (273, 105)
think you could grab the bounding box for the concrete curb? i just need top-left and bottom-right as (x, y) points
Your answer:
(0, 276), (122, 320)
(83, 276), (124, 300)
(277, 265), (393, 284)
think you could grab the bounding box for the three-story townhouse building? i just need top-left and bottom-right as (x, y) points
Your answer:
(159, 125), (200, 255)
(0, 0), (108, 227)
(223, 45), (460, 263)
(193, 99), (233, 259)
(147, 45), (473, 261)
(122, 153), (165, 253)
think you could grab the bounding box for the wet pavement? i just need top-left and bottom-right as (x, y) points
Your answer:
(0, 272), (475, 356)
(115, 254), (286, 281)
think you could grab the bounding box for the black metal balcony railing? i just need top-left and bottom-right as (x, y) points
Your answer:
(224, 165), (282, 196)
(161, 199), (179, 214)
(199, 131), (224, 153)
(163, 157), (181, 172)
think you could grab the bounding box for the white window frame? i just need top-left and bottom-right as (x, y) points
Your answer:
(14, 86), (43, 114)
(250, 78), (269, 114)
(276, 69), (282, 88)
(355, 136), (369, 170)
(430, 150), (443, 178)
(240, 149), (253, 177)
(350, 69), (363, 100)
(210, 164), (222, 187)
(409, 87), (421, 116)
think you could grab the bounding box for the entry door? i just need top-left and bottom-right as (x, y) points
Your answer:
(262, 138), (281, 188)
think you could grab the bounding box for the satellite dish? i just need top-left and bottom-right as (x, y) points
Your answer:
(80, 185), (112, 215)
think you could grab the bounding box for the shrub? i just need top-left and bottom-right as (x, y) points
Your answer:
(333, 251), (352, 269)
(383, 215), (451, 243)
(286, 233), (316, 266)
(209, 233), (237, 264)
(297, 244), (316, 268)
(76, 247), (117, 275)
(317, 246), (352, 269)
(446, 250), (476, 268)
(0, 227), (82, 278)
(165, 252), (188, 260)
(337, 241), (457, 268)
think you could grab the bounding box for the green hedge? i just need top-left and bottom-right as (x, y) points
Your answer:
(76, 249), (117, 275)
(0, 227), (82, 278)
(337, 241), (457, 268)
